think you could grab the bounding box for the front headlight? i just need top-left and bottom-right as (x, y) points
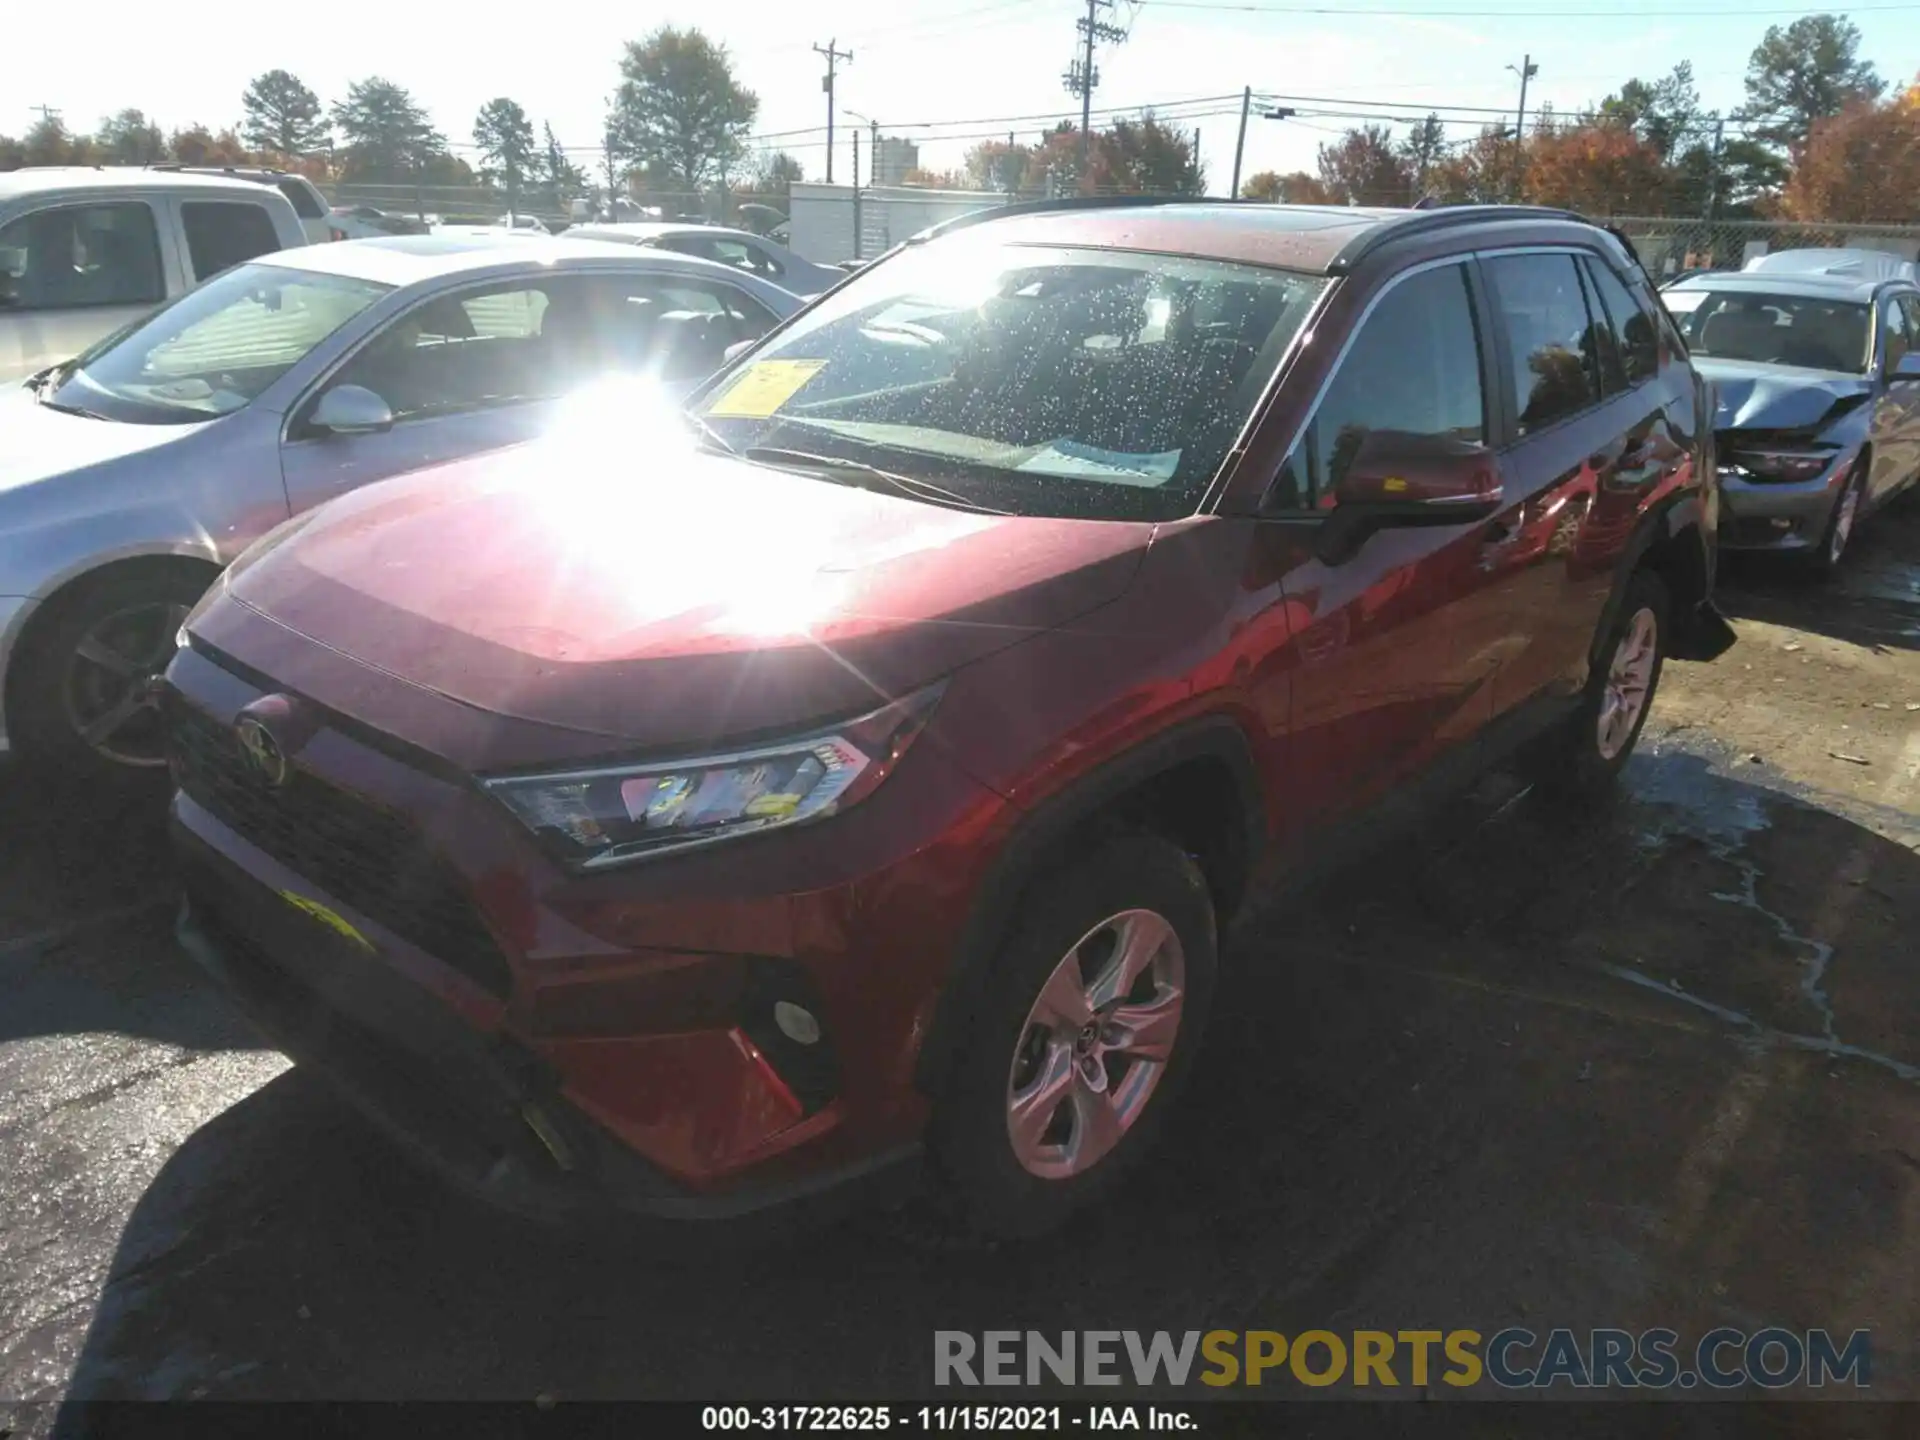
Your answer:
(1725, 448), (1836, 483)
(481, 683), (945, 869)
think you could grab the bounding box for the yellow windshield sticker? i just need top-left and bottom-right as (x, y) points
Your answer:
(706, 360), (827, 418)
(280, 891), (374, 952)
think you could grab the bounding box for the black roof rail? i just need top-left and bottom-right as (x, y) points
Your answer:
(1325, 203), (1586, 273)
(909, 192), (1228, 245)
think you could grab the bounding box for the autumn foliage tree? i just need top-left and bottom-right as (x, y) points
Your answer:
(1778, 79), (1920, 222)
(1523, 118), (1673, 213)
(1316, 123), (1412, 205)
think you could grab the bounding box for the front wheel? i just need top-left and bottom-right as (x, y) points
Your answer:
(5, 566), (209, 787)
(1530, 571), (1669, 806)
(1807, 462), (1867, 578)
(929, 835), (1217, 1239)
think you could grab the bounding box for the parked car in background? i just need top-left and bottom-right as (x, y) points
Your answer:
(163, 200), (1730, 1238)
(566, 222), (845, 297)
(149, 165), (334, 245)
(495, 214), (553, 234)
(1663, 267), (1920, 572)
(0, 234), (803, 781)
(1743, 247), (1917, 283)
(0, 169), (306, 384)
(328, 206), (428, 241)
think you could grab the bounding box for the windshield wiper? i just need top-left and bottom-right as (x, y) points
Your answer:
(744, 446), (1010, 515)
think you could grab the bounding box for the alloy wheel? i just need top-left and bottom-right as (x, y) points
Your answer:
(1005, 908), (1186, 1180)
(62, 601), (189, 767)
(1596, 606), (1659, 762)
(1829, 472), (1862, 565)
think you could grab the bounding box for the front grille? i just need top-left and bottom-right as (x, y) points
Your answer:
(169, 699), (514, 998)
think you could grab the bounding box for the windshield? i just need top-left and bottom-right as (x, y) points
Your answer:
(1664, 288), (1871, 374)
(693, 239), (1327, 520)
(48, 263), (391, 424)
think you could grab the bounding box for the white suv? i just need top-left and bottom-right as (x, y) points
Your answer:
(0, 169), (307, 384)
(152, 165), (334, 245)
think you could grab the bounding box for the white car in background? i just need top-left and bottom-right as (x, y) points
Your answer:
(0, 234), (804, 779)
(0, 169), (307, 384)
(566, 222), (846, 297)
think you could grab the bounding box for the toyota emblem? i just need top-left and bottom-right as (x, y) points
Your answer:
(235, 715), (289, 788)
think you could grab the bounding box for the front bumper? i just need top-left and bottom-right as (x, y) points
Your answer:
(1715, 459), (1849, 552)
(174, 822), (921, 1224)
(159, 632), (1003, 1221)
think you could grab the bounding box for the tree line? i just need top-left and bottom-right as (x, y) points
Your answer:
(1240, 15), (1912, 223)
(1, 14), (1910, 222)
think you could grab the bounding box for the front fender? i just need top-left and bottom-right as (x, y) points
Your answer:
(1, 507), (226, 603)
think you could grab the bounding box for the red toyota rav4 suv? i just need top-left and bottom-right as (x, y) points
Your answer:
(164, 201), (1732, 1237)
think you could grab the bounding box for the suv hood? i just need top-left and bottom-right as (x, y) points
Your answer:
(220, 441), (1153, 754)
(1695, 357), (1872, 432)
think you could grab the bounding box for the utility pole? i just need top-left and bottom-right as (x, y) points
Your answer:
(1507, 55), (1539, 201)
(1705, 112), (1726, 223)
(602, 122), (619, 218)
(814, 40), (853, 184)
(1063, 0), (1127, 184)
(1509, 54), (1538, 139)
(1230, 87), (1251, 199)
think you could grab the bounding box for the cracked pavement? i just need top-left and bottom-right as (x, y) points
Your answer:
(1, 502), (1917, 1420)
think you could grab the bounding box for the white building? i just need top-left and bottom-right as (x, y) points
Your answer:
(787, 181), (1010, 263)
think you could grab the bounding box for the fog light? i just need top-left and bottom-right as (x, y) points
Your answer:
(774, 1001), (822, 1046)
(1771, 518), (1794, 531)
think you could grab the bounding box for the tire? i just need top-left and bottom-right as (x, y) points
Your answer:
(929, 834), (1218, 1239)
(6, 564), (212, 788)
(1806, 461), (1867, 578)
(1530, 570), (1669, 806)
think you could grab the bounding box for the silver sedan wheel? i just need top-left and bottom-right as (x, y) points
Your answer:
(1596, 606), (1659, 761)
(1005, 908), (1186, 1180)
(62, 601), (188, 767)
(1829, 472), (1862, 564)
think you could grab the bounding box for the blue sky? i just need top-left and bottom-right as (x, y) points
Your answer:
(8, 1), (1919, 191)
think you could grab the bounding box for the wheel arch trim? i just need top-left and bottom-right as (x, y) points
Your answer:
(913, 713), (1265, 1096)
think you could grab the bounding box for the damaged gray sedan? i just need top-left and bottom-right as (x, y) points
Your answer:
(1664, 269), (1920, 573)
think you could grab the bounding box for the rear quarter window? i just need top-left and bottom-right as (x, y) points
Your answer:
(275, 179), (327, 220)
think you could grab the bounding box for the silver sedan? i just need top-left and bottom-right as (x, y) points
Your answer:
(0, 234), (804, 780)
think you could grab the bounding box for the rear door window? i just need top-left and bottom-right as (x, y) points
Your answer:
(181, 201), (284, 281)
(1483, 252), (1603, 436)
(1582, 256), (1660, 387)
(0, 202), (165, 311)
(591, 275), (782, 382)
(1275, 262), (1486, 510)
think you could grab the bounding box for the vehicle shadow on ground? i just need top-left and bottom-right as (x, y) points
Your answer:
(51, 747), (1920, 1409)
(1718, 500), (1920, 655)
(0, 771), (244, 1052)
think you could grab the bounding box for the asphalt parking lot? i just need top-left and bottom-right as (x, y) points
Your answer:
(2, 506), (1917, 1418)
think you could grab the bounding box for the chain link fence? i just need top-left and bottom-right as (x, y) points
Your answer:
(1608, 216), (1920, 278)
(311, 180), (1920, 278)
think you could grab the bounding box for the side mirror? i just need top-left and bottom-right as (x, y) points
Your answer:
(1893, 351), (1920, 380)
(1314, 430), (1503, 565)
(722, 339), (756, 365)
(310, 384), (394, 436)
